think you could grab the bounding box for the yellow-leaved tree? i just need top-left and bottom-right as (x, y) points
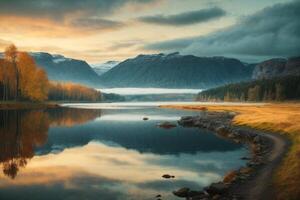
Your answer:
(17, 52), (49, 101)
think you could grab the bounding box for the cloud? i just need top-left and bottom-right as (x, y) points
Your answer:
(0, 1), (159, 36)
(144, 0), (300, 61)
(138, 7), (226, 26)
(70, 18), (125, 31)
(106, 40), (144, 51)
(0, 0), (158, 20)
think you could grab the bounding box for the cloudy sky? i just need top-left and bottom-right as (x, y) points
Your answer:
(0, 0), (299, 63)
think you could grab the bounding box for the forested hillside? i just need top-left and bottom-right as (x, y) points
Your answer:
(197, 75), (300, 102)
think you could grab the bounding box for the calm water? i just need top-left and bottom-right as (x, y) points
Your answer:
(0, 103), (247, 200)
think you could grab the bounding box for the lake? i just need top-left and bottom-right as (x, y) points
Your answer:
(0, 103), (248, 200)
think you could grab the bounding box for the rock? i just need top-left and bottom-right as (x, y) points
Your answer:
(228, 112), (237, 117)
(157, 122), (177, 129)
(181, 116), (194, 121)
(212, 194), (222, 200)
(188, 190), (205, 197)
(205, 182), (227, 195)
(143, 117), (149, 121)
(173, 187), (190, 197)
(253, 136), (261, 143)
(192, 194), (209, 200)
(155, 194), (161, 198)
(216, 125), (230, 135)
(162, 174), (175, 179)
(233, 139), (241, 143)
(223, 170), (238, 183)
(239, 167), (252, 174)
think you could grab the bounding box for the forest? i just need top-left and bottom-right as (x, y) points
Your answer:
(0, 44), (102, 102)
(197, 75), (300, 102)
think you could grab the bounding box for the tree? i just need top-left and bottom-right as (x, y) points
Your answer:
(17, 52), (49, 101)
(240, 92), (246, 101)
(4, 44), (19, 100)
(248, 85), (261, 101)
(275, 83), (285, 101)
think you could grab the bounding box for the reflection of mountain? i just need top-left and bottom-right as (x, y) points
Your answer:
(0, 110), (49, 179)
(0, 108), (101, 179)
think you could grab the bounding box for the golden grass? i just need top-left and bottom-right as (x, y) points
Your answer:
(162, 103), (300, 200)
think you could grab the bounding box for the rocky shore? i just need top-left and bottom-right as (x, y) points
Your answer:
(173, 111), (289, 200)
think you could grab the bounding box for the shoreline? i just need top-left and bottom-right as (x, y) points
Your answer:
(172, 111), (290, 200)
(0, 102), (60, 110)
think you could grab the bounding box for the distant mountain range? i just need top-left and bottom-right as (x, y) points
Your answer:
(2, 51), (298, 90)
(99, 52), (254, 88)
(30, 52), (102, 87)
(252, 56), (300, 79)
(91, 61), (119, 76)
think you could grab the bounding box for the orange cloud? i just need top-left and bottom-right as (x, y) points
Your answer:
(0, 15), (126, 38)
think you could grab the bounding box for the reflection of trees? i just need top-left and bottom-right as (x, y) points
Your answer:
(0, 108), (101, 179)
(0, 110), (49, 179)
(48, 108), (101, 127)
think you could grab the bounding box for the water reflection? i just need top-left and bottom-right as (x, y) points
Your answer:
(0, 108), (101, 179)
(0, 110), (49, 179)
(0, 106), (247, 200)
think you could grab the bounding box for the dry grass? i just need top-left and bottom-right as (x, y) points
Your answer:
(162, 103), (300, 200)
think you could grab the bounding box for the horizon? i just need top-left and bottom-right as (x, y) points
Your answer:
(0, 0), (299, 63)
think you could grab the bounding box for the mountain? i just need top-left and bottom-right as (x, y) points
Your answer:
(30, 52), (102, 87)
(91, 61), (119, 75)
(252, 57), (300, 79)
(100, 52), (254, 89)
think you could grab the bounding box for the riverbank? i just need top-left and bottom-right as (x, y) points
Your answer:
(161, 103), (299, 200)
(0, 101), (60, 110)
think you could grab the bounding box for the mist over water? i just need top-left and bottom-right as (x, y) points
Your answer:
(99, 88), (202, 95)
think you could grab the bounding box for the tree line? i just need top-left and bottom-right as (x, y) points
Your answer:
(197, 75), (300, 102)
(0, 44), (102, 102)
(48, 82), (102, 102)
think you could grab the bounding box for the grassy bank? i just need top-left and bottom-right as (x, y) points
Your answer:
(161, 103), (300, 200)
(0, 101), (59, 110)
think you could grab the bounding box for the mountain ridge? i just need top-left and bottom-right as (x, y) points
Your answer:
(100, 52), (254, 89)
(29, 52), (103, 87)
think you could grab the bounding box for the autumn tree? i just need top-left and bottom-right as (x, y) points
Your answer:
(4, 44), (19, 100)
(48, 82), (101, 102)
(0, 45), (49, 102)
(17, 52), (49, 101)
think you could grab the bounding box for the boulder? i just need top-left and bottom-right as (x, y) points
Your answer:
(205, 182), (227, 195)
(162, 174), (175, 179)
(188, 190), (205, 197)
(173, 187), (190, 198)
(157, 122), (177, 129)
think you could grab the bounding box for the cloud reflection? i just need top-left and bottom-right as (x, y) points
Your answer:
(0, 141), (246, 200)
